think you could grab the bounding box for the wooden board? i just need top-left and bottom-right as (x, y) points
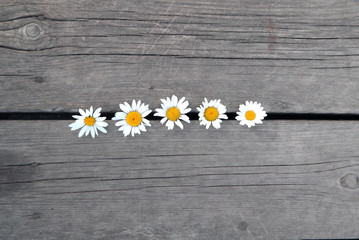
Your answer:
(1, 120), (359, 239)
(1, 0), (359, 113)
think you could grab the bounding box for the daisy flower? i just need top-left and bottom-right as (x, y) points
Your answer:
(154, 95), (191, 130)
(112, 100), (151, 137)
(69, 106), (108, 138)
(197, 98), (228, 129)
(236, 101), (267, 128)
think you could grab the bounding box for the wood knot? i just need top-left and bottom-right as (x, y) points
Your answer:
(31, 162), (41, 167)
(340, 173), (359, 189)
(23, 23), (43, 40)
(238, 221), (248, 231)
(30, 212), (41, 220)
(37, 14), (45, 20)
(34, 76), (44, 83)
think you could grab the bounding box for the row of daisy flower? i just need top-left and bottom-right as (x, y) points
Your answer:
(69, 95), (266, 138)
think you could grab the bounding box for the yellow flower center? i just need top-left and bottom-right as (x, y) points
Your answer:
(126, 111), (142, 126)
(245, 110), (256, 121)
(84, 116), (96, 126)
(166, 107), (181, 121)
(204, 107), (219, 121)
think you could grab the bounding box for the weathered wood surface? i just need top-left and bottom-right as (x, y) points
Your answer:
(1, 121), (359, 239)
(1, 0), (359, 239)
(1, 0), (359, 113)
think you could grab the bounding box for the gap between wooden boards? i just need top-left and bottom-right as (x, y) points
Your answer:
(1, 112), (359, 121)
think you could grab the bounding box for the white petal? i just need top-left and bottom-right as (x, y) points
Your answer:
(89, 106), (93, 115)
(219, 114), (228, 119)
(85, 126), (91, 136)
(154, 109), (166, 117)
(96, 125), (107, 133)
(179, 115), (190, 123)
(115, 120), (127, 126)
(96, 117), (106, 122)
(160, 98), (168, 106)
(119, 125), (127, 131)
(138, 104), (147, 114)
(90, 127), (95, 138)
(166, 97), (172, 107)
(171, 95), (178, 106)
(181, 108), (191, 114)
(68, 121), (77, 128)
(160, 117), (168, 124)
(175, 120), (183, 129)
(178, 97), (185, 106)
(123, 126), (131, 137)
(132, 100), (137, 110)
(136, 100), (142, 111)
(131, 127), (135, 137)
(93, 108), (102, 118)
(94, 125), (98, 136)
(96, 121), (108, 127)
(179, 101), (189, 111)
(205, 98), (209, 104)
(79, 109), (86, 116)
(142, 118), (151, 126)
(218, 105), (226, 113)
(134, 127), (141, 135)
(72, 115), (82, 120)
(112, 113), (124, 121)
(239, 105), (247, 112)
(69, 121), (85, 130)
(142, 109), (152, 117)
(166, 120), (174, 130)
(206, 121), (211, 129)
(112, 116), (121, 121)
(120, 102), (131, 113)
(138, 124), (147, 132)
(199, 119), (207, 125)
(115, 112), (127, 120)
(212, 120), (221, 129)
(78, 126), (87, 137)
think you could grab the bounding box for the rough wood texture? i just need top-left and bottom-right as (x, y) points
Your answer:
(1, 0), (359, 113)
(1, 121), (359, 239)
(1, 1), (359, 239)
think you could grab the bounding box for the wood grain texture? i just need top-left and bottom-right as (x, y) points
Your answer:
(1, 120), (359, 239)
(1, 0), (359, 113)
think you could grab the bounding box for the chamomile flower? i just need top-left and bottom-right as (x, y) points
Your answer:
(236, 101), (267, 128)
(154, 95), (191, 130)
(69, 106), (108, 138)
(197, 98), (228, 129)
(112, 100), (151, 137)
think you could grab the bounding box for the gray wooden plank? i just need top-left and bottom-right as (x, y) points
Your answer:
(1, 120), (359, 239)
(0, 0), (359, 113)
